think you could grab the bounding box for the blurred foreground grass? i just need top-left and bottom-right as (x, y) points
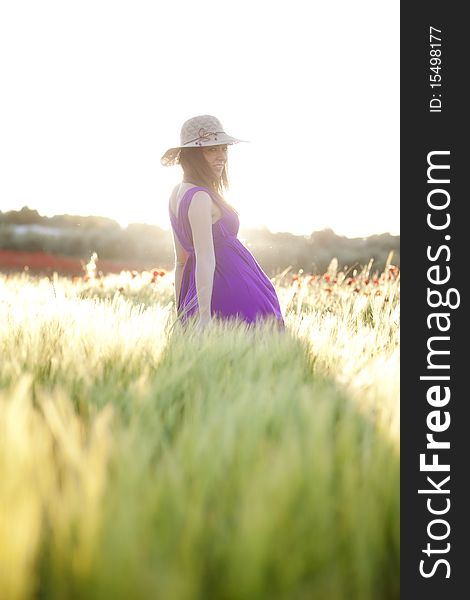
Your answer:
(0, 259), (399, 600)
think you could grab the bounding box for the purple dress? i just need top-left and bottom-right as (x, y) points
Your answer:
(169, 186), (285, 329)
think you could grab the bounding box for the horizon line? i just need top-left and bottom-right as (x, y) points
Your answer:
(1, 205), (400, 240)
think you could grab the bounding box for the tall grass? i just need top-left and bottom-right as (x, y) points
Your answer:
(0, 260), (399, 600)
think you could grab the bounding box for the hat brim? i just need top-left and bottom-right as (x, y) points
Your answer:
(160, 134), (246, 166)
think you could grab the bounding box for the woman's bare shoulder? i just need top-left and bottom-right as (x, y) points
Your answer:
(170, 184), (221, 225)
(186, 190), (213, 224)
(189, 189), (212, 204)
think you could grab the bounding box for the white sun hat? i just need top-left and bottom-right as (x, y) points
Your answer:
(160, 115), (246, 166)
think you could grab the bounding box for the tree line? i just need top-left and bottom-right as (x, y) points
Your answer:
(0, 207), (400, 276)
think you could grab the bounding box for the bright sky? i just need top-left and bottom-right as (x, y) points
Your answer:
(0, 1), (399, 238)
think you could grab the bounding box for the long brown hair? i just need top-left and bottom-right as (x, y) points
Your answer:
(179, 147), (238, 215)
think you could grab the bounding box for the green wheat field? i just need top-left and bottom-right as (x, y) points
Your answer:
(0, 256), (399, 600)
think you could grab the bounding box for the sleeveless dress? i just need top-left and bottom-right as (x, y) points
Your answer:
(169, 186), (285, 330)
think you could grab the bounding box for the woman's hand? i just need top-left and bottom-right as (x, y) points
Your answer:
(197, 313), (212, 331)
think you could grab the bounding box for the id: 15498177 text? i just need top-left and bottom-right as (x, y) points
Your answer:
(429, 26), (443, 113)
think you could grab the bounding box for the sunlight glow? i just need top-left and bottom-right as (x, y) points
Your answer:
(0, 1), (399, 238)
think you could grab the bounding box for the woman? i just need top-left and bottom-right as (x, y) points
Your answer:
(161, 115), (284, 331)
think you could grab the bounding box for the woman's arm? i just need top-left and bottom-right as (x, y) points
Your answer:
(187, 191), (216, 322)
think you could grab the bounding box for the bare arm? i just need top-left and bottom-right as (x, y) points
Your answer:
(187, 191), (216, 321)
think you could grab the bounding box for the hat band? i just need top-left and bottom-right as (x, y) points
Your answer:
(183, 128), (225, 147)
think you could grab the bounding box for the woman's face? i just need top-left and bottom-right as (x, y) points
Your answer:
(201, 144), (228, 178)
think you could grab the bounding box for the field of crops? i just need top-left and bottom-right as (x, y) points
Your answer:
(0, 256), (400, 600)
(0, 249), (153, 276)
